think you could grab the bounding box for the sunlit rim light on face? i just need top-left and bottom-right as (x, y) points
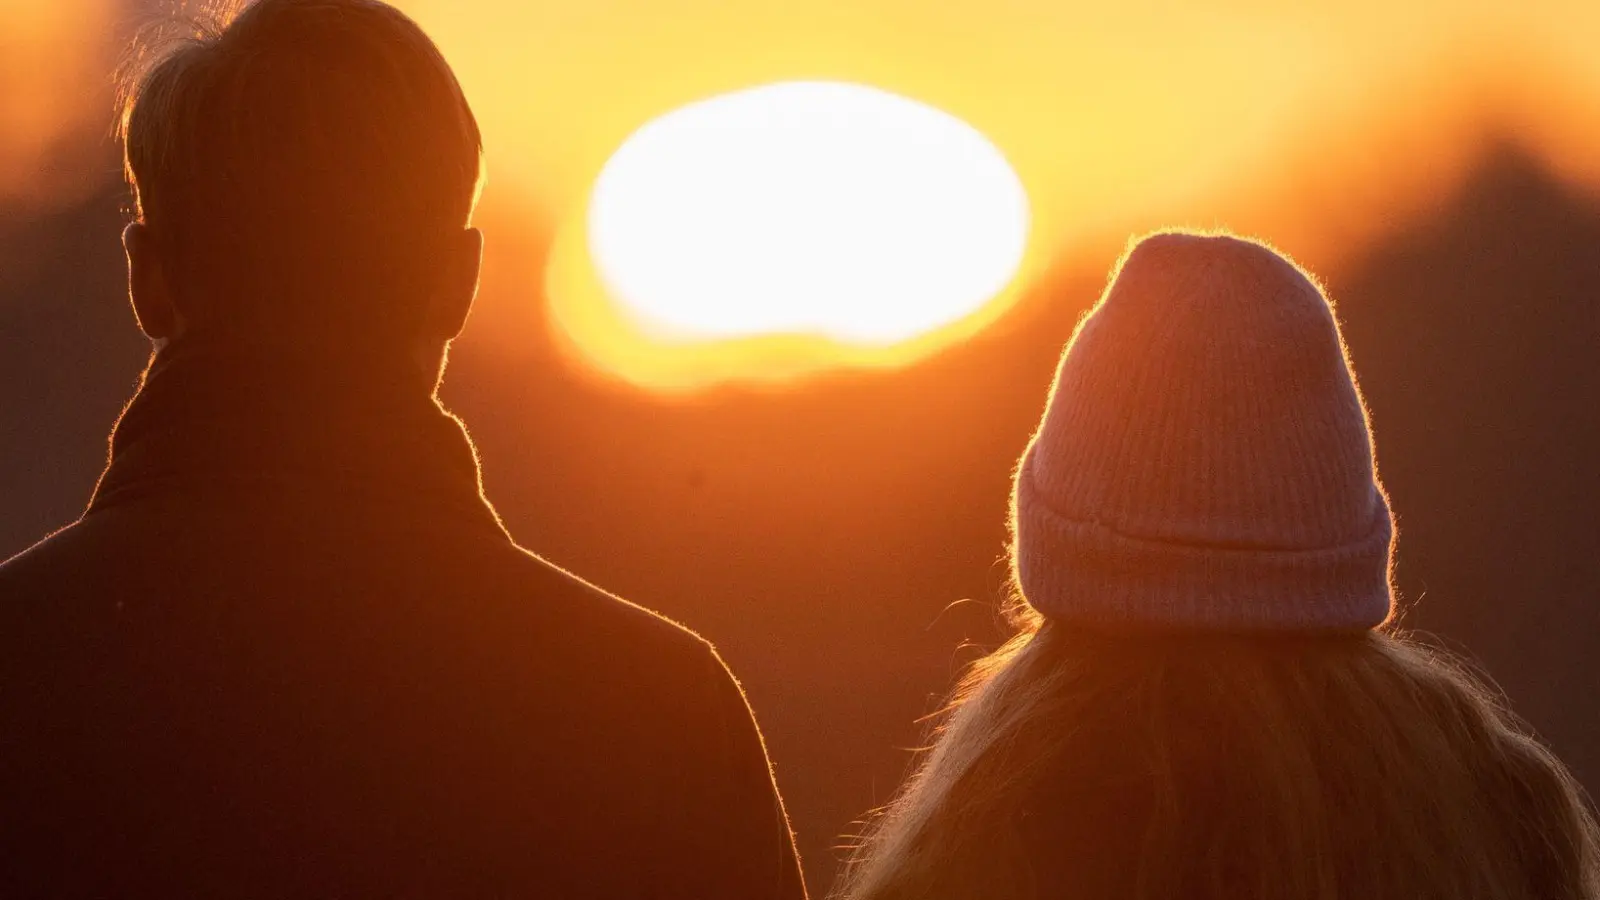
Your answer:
(584, 81), (1031, 346)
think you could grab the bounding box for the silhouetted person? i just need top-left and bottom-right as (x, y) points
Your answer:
(834, 233), (1599, 900)
(0, 1), (805, 896)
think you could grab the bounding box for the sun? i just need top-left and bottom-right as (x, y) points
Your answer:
(547, 81), (1032, 389)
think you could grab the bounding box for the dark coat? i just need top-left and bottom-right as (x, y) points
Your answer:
(0, 342), (807, 899)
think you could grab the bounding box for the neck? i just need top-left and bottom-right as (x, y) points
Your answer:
(150, 327), (438, 406)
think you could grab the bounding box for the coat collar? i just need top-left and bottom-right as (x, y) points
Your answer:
(87, 335), (507, 540)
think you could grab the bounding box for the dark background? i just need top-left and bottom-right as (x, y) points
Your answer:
(5, 133), (1598, 892)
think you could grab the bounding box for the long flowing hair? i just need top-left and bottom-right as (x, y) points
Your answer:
(835, 600), (1600, 900)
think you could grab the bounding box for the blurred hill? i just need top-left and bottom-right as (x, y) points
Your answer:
(1, 145), (1597, 892)
(1334, 145), (1600, 784)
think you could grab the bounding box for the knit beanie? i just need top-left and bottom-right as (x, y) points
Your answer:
(1011, 232), (1394, 631)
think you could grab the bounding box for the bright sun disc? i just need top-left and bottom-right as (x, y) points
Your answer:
(591, 81), (1029, 343)
(548, 81), (1033, 389)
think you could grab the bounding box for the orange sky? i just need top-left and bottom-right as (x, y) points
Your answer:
(0, 0), (117, 207)
(6, 0), (1600, 387)
(390, 0), (1600, 387)
(395, 0), (1600, 247)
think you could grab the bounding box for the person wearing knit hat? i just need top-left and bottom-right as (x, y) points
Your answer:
(834, 231), (1599, 900)
(1013, 230), (1394, 631)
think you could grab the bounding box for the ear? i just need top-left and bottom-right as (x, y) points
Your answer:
(123, 223), (181, 341)
(425, 227), (483, 342)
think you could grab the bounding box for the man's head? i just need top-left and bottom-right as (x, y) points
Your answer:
(118, 0), (484, 367)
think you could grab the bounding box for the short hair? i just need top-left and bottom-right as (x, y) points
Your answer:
(117, 0), (484, 336)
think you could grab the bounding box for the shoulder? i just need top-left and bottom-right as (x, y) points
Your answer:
(0, 519), (121, 652)
(0, 501), (185, 602)
(460, 534), (726, 681)
(516, 541), (711, 648)
(0, 518), (92, 595)
(454, 540), (762, 762)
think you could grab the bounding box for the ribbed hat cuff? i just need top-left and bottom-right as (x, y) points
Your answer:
(1013, 462), (1394, 632)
